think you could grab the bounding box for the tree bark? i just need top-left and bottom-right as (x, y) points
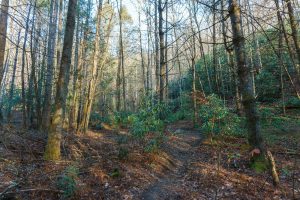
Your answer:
(0, 0), (9, 121)
(78, 0), (103, 133)
(154, 0), (160, 98)
(44, 0), (78, 160)
(158, 0), (166, 103)
(229, 0), (264, 151)
(212, 0), (219, 93)
(21, 4), (33, 128)
(120, 0), (126, 111)
(56, 0), (63, 68)
(0, 0), (9, 89)
(221, 0), (242, 114)
(192, 0), (212, 94)
(7, 29), (22, 121)
(285, 0), (300, 76)
(29, 2), (42, 129)
(42, 0), (59, 130)
(69, 6), (81, 131)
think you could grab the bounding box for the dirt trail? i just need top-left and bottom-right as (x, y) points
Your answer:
(141, 122), (202, 200)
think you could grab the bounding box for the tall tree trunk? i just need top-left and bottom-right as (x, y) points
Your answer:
(212, 0), (219, 93)
(154, 0), (160, 98)
(229, 0), (263, 151)
(56, 0), (63, 68)
(139, 10), (146, 93)
(44, 0), (78, 161)
(274, 0), (300, 98)
(78, 0), (103, 133)
(191, 30), (197, 126)
(230, 1), (279, 184)
(0, 41), (10, 119)
(146, 4), (151, 94)
(116, 0), (122, 111)
(0, 0), (9, 88)
(279, 31), (286, 115)
(7, 29), (22, 121)
(42, 0), (59, 130)
(164, 0), (168, 101)
(28, 2), (38, 128)
(246, 1), (263, 73)
(0, 0), (9, 122)
(245, 3), (256, 96)
(121, 11), (126, 111)
(173, 26), (183, 105)
(221, 0), (242, 114)
(285, 0), (300, 76)
(29, 2), (42, 129)
(21, 4), (32, 128)
(116, 0), (126, 111)
(69, 6), (81, 130)
(192, 0), (212, 94)
(158, 0), (166, 103)
(70, 0), (91, 131)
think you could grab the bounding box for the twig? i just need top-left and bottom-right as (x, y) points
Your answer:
(0, 182), (19, 197)
(5, 188), (63, 194)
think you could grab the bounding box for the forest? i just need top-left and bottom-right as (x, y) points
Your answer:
(0, 0), (299, 199)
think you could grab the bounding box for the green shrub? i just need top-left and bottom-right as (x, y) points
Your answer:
(118, 147), (129, 160)
(256, 71), (280, 102)
(199, 94), (244, 138)
(89, 112), (111, 130)
(129, 98), (165, 138)
(259, 106), (299, 130)
(166, 109), (187, 122)
(144, 132), (164, 153)
(122, 97), (166, 152)
(259, 107), (277, 124)
(57, 166), (79, 199)
(144, 138), (159, 153)
(285, 96), (300, 107)
(112, 111), (133, 129)
(116, 135), (128, 145)
(166, 93), (193, 123)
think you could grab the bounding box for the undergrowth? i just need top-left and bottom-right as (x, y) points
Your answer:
(57, 166), (79, 199)
(199, 94), (245, 139)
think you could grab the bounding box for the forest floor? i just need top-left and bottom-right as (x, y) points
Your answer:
(0, 117), (299, 199)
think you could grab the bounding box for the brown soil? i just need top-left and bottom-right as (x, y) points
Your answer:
(0, 120), (299, 199)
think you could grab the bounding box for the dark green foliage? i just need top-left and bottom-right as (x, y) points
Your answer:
(128, 97), (165, 138)
(2, 89), (22, 110)
(285, 96), (300, 108)
(57, 166), (79, 199)
(144, 132), (164, 153)
(110, 168), (121, 178)
(112, 111), (133, 129)
(118, 147), (129, 160)
(89, 112), (111, 130)
(256, 71), (280, 102)
(166, 93), (193, 123)
(259, 106), (299, 129)
(116, 135), (128, 145)
(259, 107), (279, 124)
(199, 95), (244, 137)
